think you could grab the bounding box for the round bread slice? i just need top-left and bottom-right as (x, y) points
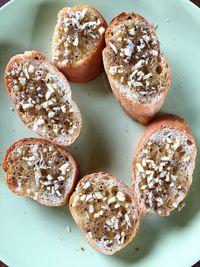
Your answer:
(69, 172), (140, 255)
(52, 5), (107, 83)
(103, 12), (171, 125)
(2, 138), (79, 206)
(4, 51), (82, 146)
(132, 115), (196, 216)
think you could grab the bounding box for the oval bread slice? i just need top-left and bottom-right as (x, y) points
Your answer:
(69, 172), (140, 255)
(52, 5), (107, 83)
(103, 13), (171, 125)
(132, 115), (196, 216)
(4, 51), (82, 146)
(2, 138), (79, 206)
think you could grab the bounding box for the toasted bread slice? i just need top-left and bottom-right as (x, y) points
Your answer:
(103, 13), (171, 125)
(2, 138), (79, 206)
(132, 115), (196, 216)
(69, 172), (140, 255)
(4, 51), (82, 146)
(52, 5), (107, 83)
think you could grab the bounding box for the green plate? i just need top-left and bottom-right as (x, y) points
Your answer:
(0, 0), (200, 266)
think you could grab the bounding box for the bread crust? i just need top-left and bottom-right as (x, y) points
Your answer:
(2, 138), (79, 206)
(52, 5), (107, 83)
(103, 12), (171, 125)
(4, 51), (82, 146)
(69, 172), (140, 255)
(105, 13), (153, 44)
(132, 115), (197, 216)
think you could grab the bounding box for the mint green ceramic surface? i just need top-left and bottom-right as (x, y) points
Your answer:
(0, 0), (200, 266)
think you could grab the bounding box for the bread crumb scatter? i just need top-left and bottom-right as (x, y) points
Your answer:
(71, 175), (138, 250)
(135, 129), (194, 214)
(178, 202), (185, 211)
(108, 17), (167, 103)
(7, 142), (73, 201)
(53, 7), (105, 65)
(65, 225), (71, 232)
(153, 23), (158, 30)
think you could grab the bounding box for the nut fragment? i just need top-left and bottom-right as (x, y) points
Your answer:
(83, 181), (90, 190)
(136, 163), (145, 173)
(28, 65), (34, 73)
(116, 192), (125, 202)
(108, 196), (116, 205)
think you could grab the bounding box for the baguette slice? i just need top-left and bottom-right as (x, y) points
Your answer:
(69, 172), (140, 255)
(103, 13), (171, 125)
(132, 115), (196, 216)
(52, 5), (107, 83)
(4, 51), (82, 146)
(2, 138), (79, 206)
